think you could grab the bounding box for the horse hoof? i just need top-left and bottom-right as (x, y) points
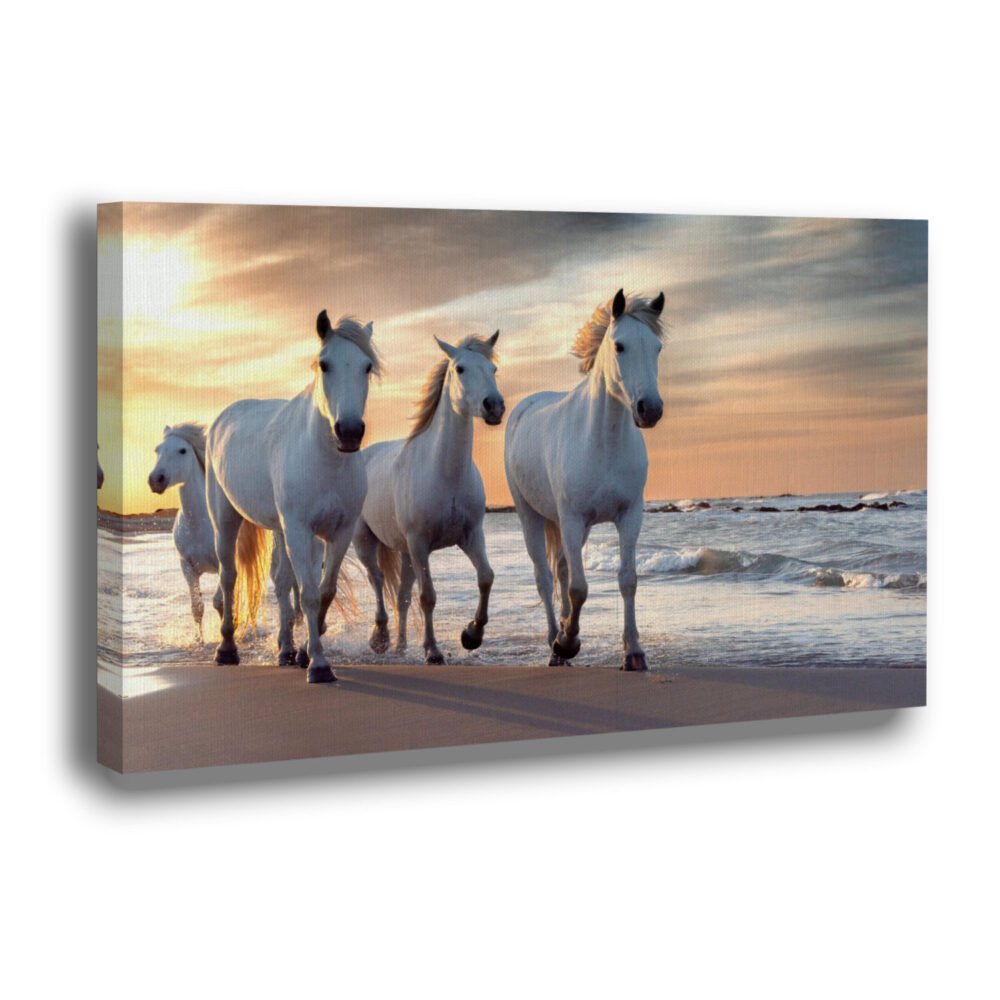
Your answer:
(548, 652), (568, 666)
(214, 648), (240, 665)
(460, 625), (483, 650)
(552, 633), (580, 660)
(369, 627), (390, 654)
(425, 651), (445, 665)
(296, 648), (310, 668)
(277, 650), (298, 667)
(307, 665), (336, 684)
(621, 653), (649, 672)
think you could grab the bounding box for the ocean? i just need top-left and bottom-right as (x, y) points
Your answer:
(98, 490), (926, 697)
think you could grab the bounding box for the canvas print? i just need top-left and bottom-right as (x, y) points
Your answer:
(97, 203), (927, 773)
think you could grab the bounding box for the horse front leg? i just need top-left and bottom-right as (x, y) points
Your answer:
(283, 522), (335, 684)
(180, 558), (205, 642)
(407, 534), (443, 664)
(459, 523), (494, 651)
(295, 535), (324, 666)
(616, 506), (647, 671)
(208, 468), (243, 666)
(552, 514), (587, 661)
(396, 553), (415, 652)
(513, 505), (560, 664)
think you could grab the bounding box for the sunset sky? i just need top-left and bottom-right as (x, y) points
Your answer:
(98, 203), (927, 514)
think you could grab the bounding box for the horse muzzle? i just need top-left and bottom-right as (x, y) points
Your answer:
(482, 395), (506, 426)
(334, 418), (365, 453)
(632, 397), (663, 429)
(148, 472), (168, 494)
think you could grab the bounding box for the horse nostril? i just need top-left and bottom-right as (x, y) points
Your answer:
(334, 420), (342, 438)
(637, 399), (647, 416)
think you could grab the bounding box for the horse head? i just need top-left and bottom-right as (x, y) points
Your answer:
(604, 289), (665, 429)
(435, 330), (505, 425)
(148, 425), (204, 494)
(315, 310), (378, 452)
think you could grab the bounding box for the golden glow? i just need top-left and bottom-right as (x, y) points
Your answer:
(98, 204), (927, 514)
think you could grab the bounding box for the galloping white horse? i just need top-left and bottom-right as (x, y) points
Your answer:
(148, 424), (224, 639)
(504, 290), (665, 670)
(353, 331), (504, 663)
(206, 311), (378, 683)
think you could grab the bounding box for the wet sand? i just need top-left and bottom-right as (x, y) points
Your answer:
(98, 661), (926, 774)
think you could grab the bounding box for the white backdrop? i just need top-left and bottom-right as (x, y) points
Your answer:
(4, 3), (996, 997)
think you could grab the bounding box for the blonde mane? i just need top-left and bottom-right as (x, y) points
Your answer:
(571, 293), (665, 373)
(408, 334), (498, 440)
(163, 422), (207, 470)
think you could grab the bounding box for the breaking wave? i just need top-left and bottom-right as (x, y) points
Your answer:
(584, 543), (926, 590)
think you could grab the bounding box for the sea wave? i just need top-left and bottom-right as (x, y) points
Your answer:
(809, 568), (927, 590)
(583, 542), (926, 590)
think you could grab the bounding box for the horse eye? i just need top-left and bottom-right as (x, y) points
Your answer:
(615, 342), (625, 353)
(456, 365), (465, 374)
(366, 363), (373, 374)
(179, 448), (186, 454)
(319, 360), (329, 373)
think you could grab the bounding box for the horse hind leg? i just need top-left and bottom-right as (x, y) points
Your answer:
(353, 521), (390, 654)
(270, 528), (298, 667)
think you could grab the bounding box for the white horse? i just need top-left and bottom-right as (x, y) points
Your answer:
(353, 331), (504, 663)
(504, 289), (665, 670)
(148, 423), (224, 640)
(206, 311), (377, 683)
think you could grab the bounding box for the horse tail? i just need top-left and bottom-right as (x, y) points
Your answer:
(234, 520), (273, 637)
(544, 519), (563, 604)
(324, 553), (363, 626)
(376, 542), (402, 615)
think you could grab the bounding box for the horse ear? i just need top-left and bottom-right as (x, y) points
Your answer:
(487, 330), (500, 346)
(365, 321), (374, 336)
(612, 289), (626, 319)
(316, 310), (331, 339)
(650, 291), (665, 315)
(435, 336), (459, 359)
(163, 425), (171, 435)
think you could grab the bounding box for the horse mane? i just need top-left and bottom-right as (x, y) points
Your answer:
(313, 315), (383, 376)
(408, 334), (498, 440)
(571, 293), (665, 373)
(163, 422), (207, 471)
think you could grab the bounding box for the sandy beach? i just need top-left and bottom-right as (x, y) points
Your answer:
(98, 661), (926, 773)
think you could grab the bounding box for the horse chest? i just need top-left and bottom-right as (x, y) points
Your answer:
(566, 448), (646, 524)
(421, 494), (476, 548)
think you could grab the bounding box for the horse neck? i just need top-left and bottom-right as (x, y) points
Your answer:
(177, 461), (209, 522)
(424, 384), (474, 481)
(306, 387), (349, 463)
(578, 356), (640, 450)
